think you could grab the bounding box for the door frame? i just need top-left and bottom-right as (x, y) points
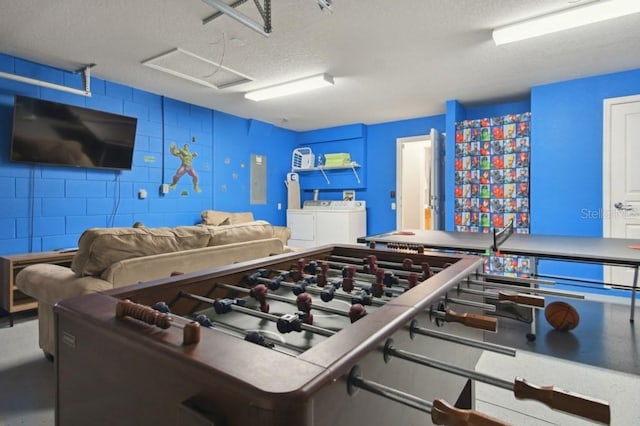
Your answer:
(602, 94), (640, 283)
(396, 135), (430, 230)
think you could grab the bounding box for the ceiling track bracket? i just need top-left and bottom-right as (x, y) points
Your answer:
(201, 0), (271, 36)
(0, 63), (95, 97)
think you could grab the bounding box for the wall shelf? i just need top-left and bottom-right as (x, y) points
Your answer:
(293, 162), (361, 184)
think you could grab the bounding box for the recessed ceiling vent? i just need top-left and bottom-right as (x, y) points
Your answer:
(142, 48), (252, 89)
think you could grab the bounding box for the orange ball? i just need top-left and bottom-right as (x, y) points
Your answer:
(544, 301), (580, 331)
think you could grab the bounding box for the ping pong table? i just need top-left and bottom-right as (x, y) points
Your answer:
(358, 229), (640, 322)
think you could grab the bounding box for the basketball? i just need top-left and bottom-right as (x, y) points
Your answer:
(544, 301), (580, 331)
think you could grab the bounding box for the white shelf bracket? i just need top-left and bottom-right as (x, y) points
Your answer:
(319, 167), (330, 184)
(351, 164), (361, 184)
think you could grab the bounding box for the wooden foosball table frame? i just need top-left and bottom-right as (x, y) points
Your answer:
(53, 244), (609, 426)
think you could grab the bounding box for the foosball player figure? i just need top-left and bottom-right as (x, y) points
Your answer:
(151, 301), (171, 313)
(290, 258), (307, 282)
(402, 258), (414, 271)
(276, 312), (312, 333)
(213, 298), (245, 314)
(321, 279), (342, 302)
(421, 262), (434, 280)
(372, 270), (384, 298)
(293, 275), (316, 295)
(383, 271), (399, 287)
(352, 290), (372, 306)
(342, 266), (356, 293)
(349, 304), (368, 323)
(303, 260), (318, 275)
(363, 255), (378, 274)
(406, 273), (419, 291)
(249, 284), (270, 313)
(296, 293), (314, 324)
(194, 314), (214, 328)
(315, 261), (330, 287)
(244, 331), (274, 348)
(245, 268), (269, 285)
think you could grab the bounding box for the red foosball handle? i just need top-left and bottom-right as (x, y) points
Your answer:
(431, 398), (510, 426)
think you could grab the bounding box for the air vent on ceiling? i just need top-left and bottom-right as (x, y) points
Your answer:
(142, 48), (252, 89)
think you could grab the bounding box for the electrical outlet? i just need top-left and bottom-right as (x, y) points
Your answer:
(138, 189), (147, 199)
(160, 184), (169, 194)
(277, 203), (282, 210)
(391, 202), (396, 210)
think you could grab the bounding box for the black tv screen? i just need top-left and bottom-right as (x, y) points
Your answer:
(10, 95), (137, 170)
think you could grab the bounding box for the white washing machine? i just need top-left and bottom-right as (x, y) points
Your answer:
(287, 200), (367, 248)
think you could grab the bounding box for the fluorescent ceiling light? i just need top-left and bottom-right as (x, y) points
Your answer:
(493, 0), (640, 45)
(245, 73), (334, 101)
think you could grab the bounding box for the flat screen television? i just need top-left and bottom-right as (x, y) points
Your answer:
(10, 95), (137, 170)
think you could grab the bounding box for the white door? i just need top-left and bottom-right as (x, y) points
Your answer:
(603, 95), (640, 287)
(396, 135), (431, 230)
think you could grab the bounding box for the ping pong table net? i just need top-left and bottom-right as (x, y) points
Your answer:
(492, 219), (514, 252)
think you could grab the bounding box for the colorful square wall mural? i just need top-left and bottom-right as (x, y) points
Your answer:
(454, 112), (531, 277)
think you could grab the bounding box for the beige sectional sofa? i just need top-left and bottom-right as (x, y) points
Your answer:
(16, 219), (291, 357)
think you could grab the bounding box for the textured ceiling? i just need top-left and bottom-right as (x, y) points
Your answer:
(1, 0), (639, 130)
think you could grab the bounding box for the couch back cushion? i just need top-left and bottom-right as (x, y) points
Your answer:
(103, 238), (284, 287)
(207, 220), (274, 246)
(201, 210), (255, 225)
(72, 226), (211, 276)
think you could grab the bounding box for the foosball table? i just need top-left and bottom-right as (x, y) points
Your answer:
(53, 244), (610, 426)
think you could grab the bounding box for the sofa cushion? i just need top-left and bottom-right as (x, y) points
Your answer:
(201, 210), (231, 226)
(71, 226), (211, 276)
(206, 220), (274, 246)
(201, 210), (255, 225)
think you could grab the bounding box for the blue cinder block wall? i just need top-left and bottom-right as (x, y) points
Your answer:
(0, 54), (295, 254)
(2, 52), (640, 298)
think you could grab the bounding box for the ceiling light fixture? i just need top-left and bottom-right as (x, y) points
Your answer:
(492, 0), (640, 45)
(244, 73), (334, 101)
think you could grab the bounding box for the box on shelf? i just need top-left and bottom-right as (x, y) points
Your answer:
(323, 152), (351, 167)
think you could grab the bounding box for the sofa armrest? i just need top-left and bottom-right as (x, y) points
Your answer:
(273, 226), (291, 245)
(16, 264), (113, 306)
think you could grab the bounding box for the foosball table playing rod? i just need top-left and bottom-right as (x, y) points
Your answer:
(382, 339), (611, 424)
(475, 273), (556, 287)
(327, 254), (435, 277)
(452, 287), (546, 308)
(322, 260), (425, 284)
(346, 366), (510, 426)
(271, 266), (410, 297)
(409, 321), (516, 357)
(430, 306), (498, 332)
(247, 272), (387, 306)
(462, 279), (585, 299)
(241, 271), (501, 332)
(442, 294), (497, 311)
(329, 254), (556, 289)
(154, 299), (312, 355)
(178, 291), (336, 337)
(265, 267), (497, 312)
(115, 299), (201, 345)
(216, 282), (360, 317)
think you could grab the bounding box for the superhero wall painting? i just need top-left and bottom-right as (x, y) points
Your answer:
(167, 142), (201, 195)
(454, 113), (531, 277)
